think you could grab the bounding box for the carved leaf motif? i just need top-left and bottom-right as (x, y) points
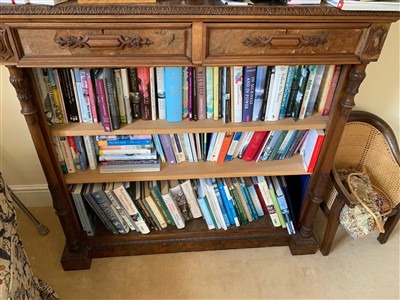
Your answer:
(0, 28), (14, 61)
(55, 36), (89, 49)
(118, 36), (153, 49)
(243, 35), (327, 49)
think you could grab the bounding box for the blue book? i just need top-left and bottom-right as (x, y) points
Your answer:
(252, 66), (267, 121)
(152, 134), (166, 163)
(217, 179), (235, 225)
(271, 176), (295, 235)
(242, 66), (257, 122)
(222, 178), (240, 226)
(196, 179), (217, 230)
(211, 178), (231, 228)
(73, 136), (88, 172)
(239, 178), (259, 221)
(165, 67), (183, 122)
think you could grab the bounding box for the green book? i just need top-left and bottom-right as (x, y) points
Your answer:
(150, 185), (175, 226)
(266, 177), (286, 228)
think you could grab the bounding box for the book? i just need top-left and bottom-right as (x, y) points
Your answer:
(300, 129), (325, 173)
(82, 183), (119, 235)
(213, 66), (220, 120)
(143, 182), (167, 230)
(266, 65), (289, 121)
(242, 66), (257, 122)
(51, 136), (68, 174)
(136, 67), (152, 120)
(94, 68), (112, 132)
(159, 181), (185, 228)
(291, 66), (310, 120)
(256, 177), (281, 227)
(266, 177), (286, 229)
(279, 65), (296, 120)
(232, 66), (244, 123)
(182, 67), (189, 118)
(305, 65), (326, 117)
(319, 65), (342, 116)
(271, 176), (296, 235)
(243, 177), (264, 217)
(242, 131), (268, 161)
(120, 68), (133, 124)
(149, 183), (175, 226)
(169, 180), (192, 221)
(165, 67), (183, 122)
(217, 178), (239, 226)
(73, 136), (88, 172)
(196, 179), (217, 230)
(180, 179), (203, 218)
(325, 0), (400, 11)
(113, 69), (126, 123)
(252, 66), (268, 121)
(99, 159), (160, 173)
(225, 131), (243, 161)
(196, 66), (207, 120)
(70, 184), (96, 236)
(217, 132), (234, 162)
(298, 65), (317, 120)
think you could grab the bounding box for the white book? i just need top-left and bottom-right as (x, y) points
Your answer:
(120, 68), (133, 124)
(112, 184), (150, 234)
(107, 182), (137, 231)
(58, 136), (76, 173)
(210, 132), (226, 162)
(256, 176), (281, 227)
(144, 184), (168, 229)
(69, 69), (83, 123)
(232, 66), (243, 123)
(306, 65), (326, 117)
(114, 69), (127, 123)
(264, 67), (276, 120)
(267, 65), (289, 121)
(83, 136), (98, 170)
(160, 181), (185, 229)
(206, 132), (219, 161)
(156, 67), (166, 120)
(188, 133), (198, 162)
(204, 179), (226, 230)
(180, 179), (202, 218)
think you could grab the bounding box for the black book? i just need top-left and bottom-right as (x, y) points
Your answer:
(285, 65), (302, 118)
(104, 68), (121, 130)
(260, 66), (273, 121)
(58, 68), (79, 122)
(224, 66), (231, 123)
(128, 67), (141, 119)
(218, 67), (223, 120)
(291, 66), (310, 121)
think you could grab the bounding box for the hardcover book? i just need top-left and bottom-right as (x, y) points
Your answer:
(165, 67), (183, 122)
(137, 67), (152, 120)
(242, 66), (257, 122)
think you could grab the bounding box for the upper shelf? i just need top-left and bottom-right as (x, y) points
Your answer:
(50, 112), (328, 136)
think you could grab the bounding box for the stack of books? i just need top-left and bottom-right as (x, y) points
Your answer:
(324, 0), (400, 11)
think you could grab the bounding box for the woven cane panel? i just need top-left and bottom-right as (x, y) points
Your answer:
(325, 177), (337, 209)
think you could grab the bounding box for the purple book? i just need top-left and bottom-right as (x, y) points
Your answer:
(196, 67), (207, 120)
(242, 66), (257, 122)
(95, 69), (112, 132)
(188, 67), (193, 121)
(159, 134), (177, 164)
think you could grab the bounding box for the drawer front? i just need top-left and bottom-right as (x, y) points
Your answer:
(13, 23), (191, 66)
(205, 23), (369, 65)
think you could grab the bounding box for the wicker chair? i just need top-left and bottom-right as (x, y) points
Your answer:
(320, 110), (400, 256)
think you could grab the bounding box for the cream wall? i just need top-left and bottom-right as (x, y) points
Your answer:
(0, 22), (399, 206)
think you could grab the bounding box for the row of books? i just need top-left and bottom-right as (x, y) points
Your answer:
(33, 65), (341, 132)
(69, 176), (299, 236)
(324, 0), (400, 11)
(54, 128), (324, 174)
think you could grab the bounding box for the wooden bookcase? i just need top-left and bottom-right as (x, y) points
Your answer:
(1, 1), (399, 270)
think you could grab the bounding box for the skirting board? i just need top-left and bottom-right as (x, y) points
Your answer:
(6, 184), (52, 207)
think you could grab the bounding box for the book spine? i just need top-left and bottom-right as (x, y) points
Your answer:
(182, 67), (189, 118)
(180, 180), (202, 218)
(242, 131), (268, 161)
(213, 67), (220, 120)
(196, 66), (207, 120)
(159, 134), (177, 164)
(291, 66), (310, 120)
(137, 67), (152, 120)
(298, 65), (317, 119)
(242, 66), (257, 122)
(114, 68), (126, 123)
(266, 177), (286, 228)
(165, 67), (183, 122)
(222, 179), (240, 226)
(95, 77), (112, 132)
(225, 131), (242, 161)
(307, 131), (325, 173)
(232, 66), (243, 123)
(216, 180), (235, 226)
(256, 177), (281, 227)
(252, 66), (267, 121)
(305, 65), (326, 117)
(267, 65), (289, 121)
(149, 67), (157, 121)
(156, 67), (166, 120)
(51, 136), (68, 174)
(105, 69), (121, 130)
(120, 68), (133, 124)
(150, 185), (175, 226)
(233, 179), (252, 222)
(279, 65), (296, 120)
(285, 66), (301, 118)
(84, 69), (98, 123)
(73, 136), (88, 171)
(322, 65), (342, 116)
(245, 179), (264, 217)
(128, 67), (141, 119)
(206, 66), (214, 119)
(216, 132), (234, 163)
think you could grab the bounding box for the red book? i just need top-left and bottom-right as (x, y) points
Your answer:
(322, 65), (342, 116)
(137, 67), (152, 120)
(95, 70), (112, 132)
(242, 131), (268, 161)
(300, 129), (325, 173)
(217, 132), (234, 163)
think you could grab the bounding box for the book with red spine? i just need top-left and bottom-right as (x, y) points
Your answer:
(321, 65), (342, 116)
(300, 129), (325, 173)
(84, 69), (98, 123)
(137, 67), (152, 120)
(242, 131), (268, 161)
(94, 69), (112, 132)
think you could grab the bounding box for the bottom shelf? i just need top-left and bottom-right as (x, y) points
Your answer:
(60, 216), (319, 270)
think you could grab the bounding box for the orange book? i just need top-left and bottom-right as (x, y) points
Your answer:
(217, 132), (234, 162)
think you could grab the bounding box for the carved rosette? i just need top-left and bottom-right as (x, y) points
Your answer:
(363, 25), (388, 59)
(243, 35), (327, 49)
(0, 28), (15, 62)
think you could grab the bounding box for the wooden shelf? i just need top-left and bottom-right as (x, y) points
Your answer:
(50, 113), (328, 136)
(64, 154), (309, 184)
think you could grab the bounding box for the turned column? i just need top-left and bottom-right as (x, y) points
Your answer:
(7, 66), (83, 252)
(298, 63), (368, 238)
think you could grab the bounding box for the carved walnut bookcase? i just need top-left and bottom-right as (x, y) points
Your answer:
(1, 1), (399, 270)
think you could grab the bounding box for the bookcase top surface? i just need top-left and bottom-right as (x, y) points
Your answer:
(1, 0), (400, 19)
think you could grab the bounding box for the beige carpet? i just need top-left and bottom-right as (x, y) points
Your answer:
(16, 207), (399, 300)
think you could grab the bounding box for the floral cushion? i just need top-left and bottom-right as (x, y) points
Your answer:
(0, 195), (59, 300)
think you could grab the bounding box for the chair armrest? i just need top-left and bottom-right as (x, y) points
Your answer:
(331, 165), (358, 208)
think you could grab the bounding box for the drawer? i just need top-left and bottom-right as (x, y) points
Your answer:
(12, 23), (192, 67)
(204, 23), (370, 65)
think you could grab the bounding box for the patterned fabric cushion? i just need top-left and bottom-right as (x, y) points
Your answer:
(0, 195), (60, 300)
